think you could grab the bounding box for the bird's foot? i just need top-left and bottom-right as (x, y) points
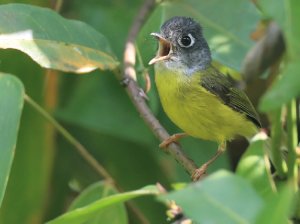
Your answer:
(191, 164), (209, 181)
(191, 150), (224, 181)
(159, 133), (189, 154)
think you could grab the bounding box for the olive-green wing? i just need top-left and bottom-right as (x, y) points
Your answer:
(200, 68), (262, 128)
(227, 87), (262, 128)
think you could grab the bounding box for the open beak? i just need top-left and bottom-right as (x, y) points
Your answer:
(149, 33), (171, 65)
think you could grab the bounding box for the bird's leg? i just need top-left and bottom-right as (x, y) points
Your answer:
(159, 133), (189, 153)
(191, 144), (226, 181)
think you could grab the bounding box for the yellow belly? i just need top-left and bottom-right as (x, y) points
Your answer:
(155, 66), (258, 145)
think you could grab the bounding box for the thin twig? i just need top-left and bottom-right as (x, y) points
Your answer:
(119, 0), (199, 176)
(24, 94), (114, 183)
(24, 94), (151, 224)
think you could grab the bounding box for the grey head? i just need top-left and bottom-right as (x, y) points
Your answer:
(149, 17), (212, 75)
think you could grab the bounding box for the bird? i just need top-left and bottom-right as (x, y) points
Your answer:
(148, 16), (261, 181)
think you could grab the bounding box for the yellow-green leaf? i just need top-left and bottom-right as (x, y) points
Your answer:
(0, 4), (119, 73)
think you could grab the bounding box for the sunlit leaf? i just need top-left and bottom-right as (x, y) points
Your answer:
(0, 4), (119, 73)
(0, 73), (24, 207)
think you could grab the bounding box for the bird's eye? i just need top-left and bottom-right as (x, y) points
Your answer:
(181, 36), (191, 46)
(178, 34), (195, 48)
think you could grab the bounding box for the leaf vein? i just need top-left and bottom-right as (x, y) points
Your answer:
(203, 193), (251, 224)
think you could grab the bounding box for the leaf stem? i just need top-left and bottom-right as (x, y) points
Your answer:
(270, 107), (287, 178)
(24, 94), (114, 182)
(135, 42), (145, 71)
(286, 99), (298, 191)
(135, 42), (151, 93)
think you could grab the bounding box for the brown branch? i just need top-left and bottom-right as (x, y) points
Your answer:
(123, 0), (155, 81)
(118, 0), (199, 176)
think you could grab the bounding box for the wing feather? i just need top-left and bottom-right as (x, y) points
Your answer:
(200, 68), (262, 128)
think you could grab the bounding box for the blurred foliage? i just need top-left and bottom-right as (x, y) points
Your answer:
(0, 0), (299, 224)
(0, 50), (53, 223)
(258, 0), (300, 111)
(160, 170), (266, 224)
(0, 74), (24, 206)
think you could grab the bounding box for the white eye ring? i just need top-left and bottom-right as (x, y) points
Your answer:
(178, 33), (195, 48)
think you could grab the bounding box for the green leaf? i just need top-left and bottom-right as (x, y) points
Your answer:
(258, 0), (300, 111)
(0, 49), (53, 224)
(0, 73), (24, 207)
(137, 0), (260, 71)
(68, 181), (127, 224)
(159, 170), (265, 224)
(0, 4), (119, 73)
(236, 134), (276, 200)
(255, 182), (295, 224)
(46, 185), (160, 224)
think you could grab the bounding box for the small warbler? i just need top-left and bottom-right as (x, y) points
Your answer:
(149, 17), (261, 181)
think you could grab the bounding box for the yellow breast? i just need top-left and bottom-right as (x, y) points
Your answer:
(155, 65), (258, 145)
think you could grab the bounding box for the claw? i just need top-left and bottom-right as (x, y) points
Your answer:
(159, 133), (189, 154)
(191, 164), (209, 181)
(159, 137), (182, 149)
(138, 88), (149, 100)
(191, 150), (224, 181)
